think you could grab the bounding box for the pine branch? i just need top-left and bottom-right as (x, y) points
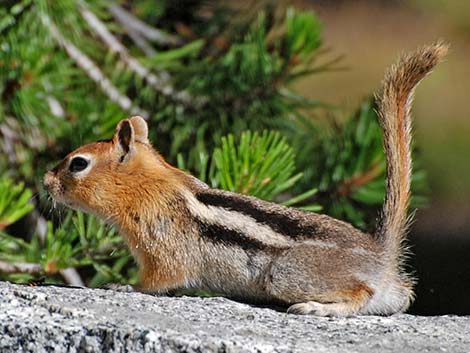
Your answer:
(32, 210), (48, 243)
(79, 3), (200, 107)
(337, 162), (383, 197)
(40, 14), (149, 118)
(108, 4), (182, 46)
(0, 120), (19, 165)
(126, 27), (156, 56)
(0, 260), (42, 275)
(0, 261), (83, 286)
(46, 96), (65, 118)
(59, 268), (84, 286)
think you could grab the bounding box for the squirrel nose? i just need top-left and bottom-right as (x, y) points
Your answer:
(43, 171), (55, 191)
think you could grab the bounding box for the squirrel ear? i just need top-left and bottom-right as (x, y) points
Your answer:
(129, 116), (149, 144)
(114, 119), (135, 161)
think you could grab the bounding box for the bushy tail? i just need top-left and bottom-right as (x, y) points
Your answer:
(375, 43), (448, 271)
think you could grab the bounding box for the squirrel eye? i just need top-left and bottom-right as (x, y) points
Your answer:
(69, 157), (89, 173)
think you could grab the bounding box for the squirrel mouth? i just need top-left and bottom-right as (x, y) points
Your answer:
(50, 195), (80, 212)
(46, 190), (65, 206)
(44, 181), (88, 213)
(44, 182), (69, 208)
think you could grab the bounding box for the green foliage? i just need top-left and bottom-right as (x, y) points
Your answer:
(180, 130), (321, 210)
(284, 7), (322, 60)
(0, 0), (32, 34)
(0, 177), (33, 229)
(212, 131), (302, 198)
(298, 100), (428, 230)
(0, 211), (135, 285)
(151, 7), (327, 164)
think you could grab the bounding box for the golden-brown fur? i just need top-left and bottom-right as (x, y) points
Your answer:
(44, 45), (447, 316)
(375, 43), (448, 278)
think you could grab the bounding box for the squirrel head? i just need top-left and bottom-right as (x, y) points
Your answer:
(44, 116), (189, 221)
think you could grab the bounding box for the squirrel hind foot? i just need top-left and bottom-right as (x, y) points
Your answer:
(287, 301), (357, 317)
(286, 283), (374, 317)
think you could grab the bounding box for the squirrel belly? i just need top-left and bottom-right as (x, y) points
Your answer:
(43, 43), (447, 316)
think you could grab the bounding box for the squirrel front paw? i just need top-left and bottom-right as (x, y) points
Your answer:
(101, 283), (135, 293)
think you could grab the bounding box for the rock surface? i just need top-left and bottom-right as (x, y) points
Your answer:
(0, 281), (468, 353)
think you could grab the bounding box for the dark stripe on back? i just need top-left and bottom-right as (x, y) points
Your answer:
(196, 219), (285, 253)
(196, 191), (319, 239)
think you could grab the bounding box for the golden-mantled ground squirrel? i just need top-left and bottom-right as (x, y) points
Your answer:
(44, 44), (447, 316)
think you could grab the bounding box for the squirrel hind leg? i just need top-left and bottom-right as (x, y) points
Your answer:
(286, 284), (374, 317)
(265, 245), (377, 316)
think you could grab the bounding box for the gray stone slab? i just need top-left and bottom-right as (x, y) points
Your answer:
(0, 281), (468, 352)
